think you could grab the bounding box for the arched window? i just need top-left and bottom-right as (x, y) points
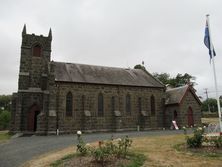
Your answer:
(138, 97), (142, 112)
(173, 110), (177, 120)
(125, 94), (131, 114)
(66, 92), (73, 117)
(111, 96), (115, 113)
(98, 93), (104, 117)
(82, 95), (85, 112)
(150, 95), (155, 116)
(33, 44), (41, 57)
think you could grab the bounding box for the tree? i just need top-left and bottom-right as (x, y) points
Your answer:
(134, 64), (196, 87)
(0, 95), (11, 112)
(174, 73), (196, 87)
(152, 73), (171, 85)
(201, 98), (222, 112)
(0, 110), (11, 130)
(0, 95), (11, 130)
(152, 72), (196, 88)
(134, 64), (147, 73)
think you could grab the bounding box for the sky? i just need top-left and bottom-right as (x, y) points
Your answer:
(0, 0), (222, 100)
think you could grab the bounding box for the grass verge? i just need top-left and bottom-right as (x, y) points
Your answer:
(125, 152), (146, 167)
(0, 131), (11, 142)
(132, 134), (222, 167)
(50, 153), (76, 167)
(201, 117), (219, 125)
(174, 143), (222, 158)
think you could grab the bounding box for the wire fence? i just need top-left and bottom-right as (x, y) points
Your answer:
(206, 123), (220, 134)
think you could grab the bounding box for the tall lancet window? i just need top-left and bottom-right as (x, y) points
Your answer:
(66, 92), (73, 117)
(98, 93), (104, 117)
(150, 95), (156, 116)
(125, 94), (131, 114)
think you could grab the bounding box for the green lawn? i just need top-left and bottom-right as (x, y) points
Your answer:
(50, 134), (222, 167)
(201, 117), (219, 125)
(0, 131), (11, 142)
(132, 134), (222, 167)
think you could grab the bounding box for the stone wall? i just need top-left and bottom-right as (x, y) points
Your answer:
(165, 91), (201, 128)
(164, 105), (179, 128)
(55, 82), (165, 133)
(179, 91), (201, 126)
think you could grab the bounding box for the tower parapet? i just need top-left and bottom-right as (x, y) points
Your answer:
(19, 25), (52, 90)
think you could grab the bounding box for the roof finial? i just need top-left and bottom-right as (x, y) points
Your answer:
(48, 28), (52, 40)
(22, 24), (26, 36)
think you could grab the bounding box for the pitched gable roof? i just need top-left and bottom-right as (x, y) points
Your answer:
(53, 61), (164, 88)
(165, 85), (201, 105)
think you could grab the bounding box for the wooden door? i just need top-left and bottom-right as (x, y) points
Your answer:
(27, 105), (40, 131)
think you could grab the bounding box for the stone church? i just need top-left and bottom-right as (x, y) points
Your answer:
(10, 26), (202, 135)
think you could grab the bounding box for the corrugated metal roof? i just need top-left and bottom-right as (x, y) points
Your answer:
(165, 85), (189, 105)
(53, 61), (164, 87)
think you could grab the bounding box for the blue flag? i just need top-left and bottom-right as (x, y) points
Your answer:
(204, 20), (216, 59)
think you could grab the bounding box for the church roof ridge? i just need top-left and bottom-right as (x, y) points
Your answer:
(53, 61), (137, 71)
(53, 61), (164, 88)
(165, 85), (201, 105)
(166, 85), (188, 92)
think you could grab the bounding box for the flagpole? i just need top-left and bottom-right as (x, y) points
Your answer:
(206, 14), (222, 133)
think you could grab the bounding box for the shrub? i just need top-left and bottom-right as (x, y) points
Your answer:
(76, 131), (90, 155)
(76, 134), (133, 165)
(91, 143), (111, 163)
(115, 135), (132, 158)
(0, 110), (11, 130)
(76, 139), (89, 155)
(182, 126), (187, 135)
(186, 127), (204, 148)
(211, 136), (222, 148)
(90, 136), (133, 164)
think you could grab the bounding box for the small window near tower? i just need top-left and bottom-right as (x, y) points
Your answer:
(33, 44), (41, 57)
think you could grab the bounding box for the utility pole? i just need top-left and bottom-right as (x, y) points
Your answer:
(204, 88), (211, 113)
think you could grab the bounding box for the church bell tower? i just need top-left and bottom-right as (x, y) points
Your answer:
(19, 24), (52, 90)
(11, 25), (54, 134)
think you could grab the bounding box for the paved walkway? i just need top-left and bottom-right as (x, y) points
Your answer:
(0, 130), (185, 167)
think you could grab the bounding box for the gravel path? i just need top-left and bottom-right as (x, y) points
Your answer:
(0, 130), (185, 167)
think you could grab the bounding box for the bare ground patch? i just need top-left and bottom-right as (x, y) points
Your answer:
(21, 146), (76, 167)
(57, 155), (131, 167)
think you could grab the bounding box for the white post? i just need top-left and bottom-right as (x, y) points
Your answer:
(206, 14), (222, 133)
